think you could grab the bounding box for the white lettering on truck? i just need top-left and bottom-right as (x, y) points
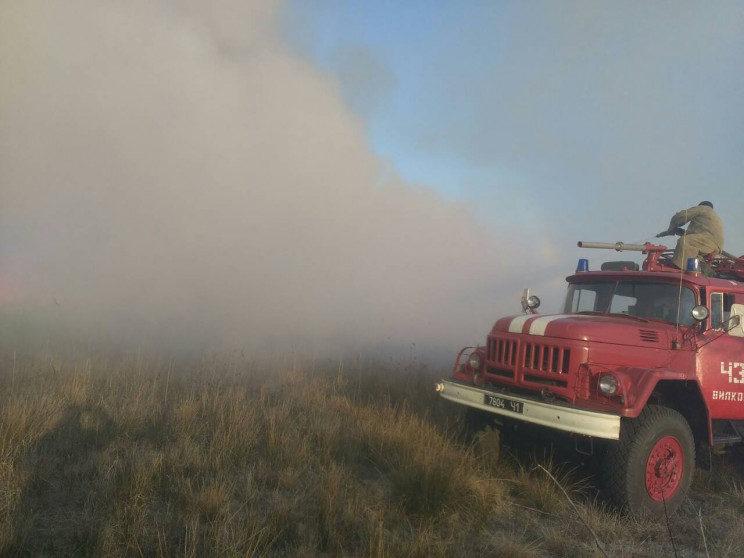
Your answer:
(720, 362), (744, 384)
(712, 391), (744, 401)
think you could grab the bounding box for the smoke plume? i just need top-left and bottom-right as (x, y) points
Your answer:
(0, 0), (541, 355)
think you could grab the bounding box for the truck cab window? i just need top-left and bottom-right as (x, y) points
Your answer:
(565, 283), (612, 313)
(710, 292), (735, 329)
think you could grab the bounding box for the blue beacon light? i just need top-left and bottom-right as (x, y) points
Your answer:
(577, 258), (589, 272)
(686, 258), (700, 272)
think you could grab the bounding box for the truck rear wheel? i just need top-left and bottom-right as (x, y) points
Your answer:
(602, 405), (694, 517)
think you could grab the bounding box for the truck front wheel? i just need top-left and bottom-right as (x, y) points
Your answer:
(602, 405), (695, 517)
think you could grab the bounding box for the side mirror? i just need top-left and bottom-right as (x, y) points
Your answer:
(725, 314), (742, 331)
(727, 304), (744, 337)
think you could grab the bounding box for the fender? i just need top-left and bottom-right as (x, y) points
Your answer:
(612, 366), (712, 443)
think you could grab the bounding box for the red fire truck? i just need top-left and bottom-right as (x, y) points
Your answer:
(437, 241), (744, 516)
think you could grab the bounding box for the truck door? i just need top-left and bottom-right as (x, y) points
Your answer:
(698, 295), (744, 420)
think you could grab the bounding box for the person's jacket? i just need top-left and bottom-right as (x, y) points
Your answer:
(668, 205), (724, 250)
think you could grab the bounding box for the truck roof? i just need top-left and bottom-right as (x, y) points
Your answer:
(567, 270), (744, 292)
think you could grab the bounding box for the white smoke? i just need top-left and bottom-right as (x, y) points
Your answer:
(0, 0), (547, 354)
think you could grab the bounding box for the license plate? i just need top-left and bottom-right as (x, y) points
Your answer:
(483, 394), (524, 414)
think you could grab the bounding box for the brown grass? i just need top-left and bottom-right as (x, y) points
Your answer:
(1, 352), (743, 556)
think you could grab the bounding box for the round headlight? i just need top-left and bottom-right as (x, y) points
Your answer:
(527, 295), (541, 309)
(691, 305), (709, 322)
(468, 353), (482, 370)
(598, 374), (618, 396)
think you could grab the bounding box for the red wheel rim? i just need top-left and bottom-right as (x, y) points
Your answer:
(645, 435), (684, 502)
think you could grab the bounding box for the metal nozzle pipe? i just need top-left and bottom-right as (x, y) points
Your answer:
(577, 241), (648, 252)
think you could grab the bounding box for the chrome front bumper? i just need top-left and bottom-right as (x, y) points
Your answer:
(437, 380), (621, 440)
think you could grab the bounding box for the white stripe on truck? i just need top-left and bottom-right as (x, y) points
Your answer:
(508, 314), (533, 333)
(509, 314), (594, 336)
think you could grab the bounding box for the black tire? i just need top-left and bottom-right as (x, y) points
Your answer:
(602, 405), (695, 517)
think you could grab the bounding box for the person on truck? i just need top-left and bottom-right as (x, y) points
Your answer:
(657, 201), (724, 269)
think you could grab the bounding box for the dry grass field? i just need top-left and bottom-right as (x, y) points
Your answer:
(1, 352), (743, 557)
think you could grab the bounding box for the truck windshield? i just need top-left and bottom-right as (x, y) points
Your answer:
(564, 281), (696, 326)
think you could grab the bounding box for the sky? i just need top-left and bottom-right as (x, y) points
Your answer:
(287, 1), (744, 241)
(1, 0), (743, 357)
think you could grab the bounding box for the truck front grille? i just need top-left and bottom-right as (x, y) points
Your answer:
(485, 333), (579, 398)
(523, 343), (571, 374)
(488, 337), (571, 375)
(488, 337), (517, 366)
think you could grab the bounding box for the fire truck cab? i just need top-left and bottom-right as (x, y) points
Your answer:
(437, 241), (744, 517)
